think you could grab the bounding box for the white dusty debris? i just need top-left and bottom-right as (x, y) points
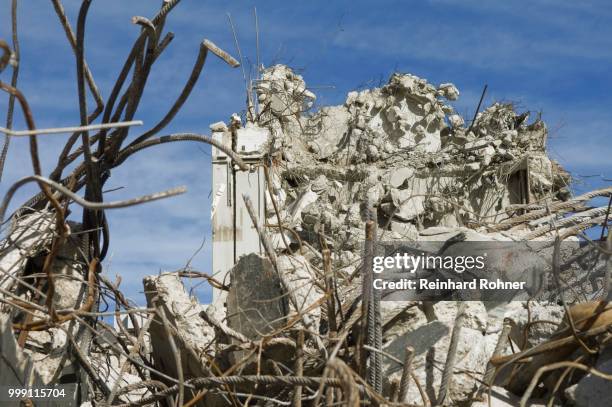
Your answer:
(243, 65), (577, 262)
(202, 65), (610, 406)
(143, 273), (215, 378)
(0, 63), (609, 407)
(0, 211), (89, 403)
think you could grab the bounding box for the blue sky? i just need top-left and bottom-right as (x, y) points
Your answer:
(0, 0), (610, 306)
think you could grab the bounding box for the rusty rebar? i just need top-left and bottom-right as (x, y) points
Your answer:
(0, 0), (19, 181)
(398, 346), (415, 403)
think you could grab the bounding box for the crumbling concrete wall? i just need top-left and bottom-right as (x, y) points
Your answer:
(206, 65), (568, 274)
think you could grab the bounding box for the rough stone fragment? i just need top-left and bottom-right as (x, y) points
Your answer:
(389, 167), (415, 188)
(564, 348), (612, 407)
(503, 301), (565, 349)
(226, 254), (287, 339)
(0, 210), (56, 290)
(465, 162), (481, 171)
(226, 253), (322, 341)
(387, 183), (427, 221)
(309, 105), (350, 159)
(482, 145), (496, 166)
(449, 114), (464, 129)
(255, 64), (315, 118)
(209, 121), (227, 132)
(437, 83), (460, 101)
(390, 221), (419, 240)
(289, 190), (319, 225)
(383, 319), (493, 405)
(143, 273), (214, 380)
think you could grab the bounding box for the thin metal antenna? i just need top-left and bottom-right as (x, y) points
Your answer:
(227, 12), (253, 120)
(466, 84), (488, 135)
(253, 7), (262, 115)
(254, 7), (261, 75)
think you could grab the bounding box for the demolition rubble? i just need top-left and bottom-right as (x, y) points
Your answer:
(1, 56), (611, 406)
(202, 65), (610, 406)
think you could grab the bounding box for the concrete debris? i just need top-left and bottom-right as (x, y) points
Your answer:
(0, 212), (87, 404)
(143, 273), (215, 377)
(564, 347), (612, 407)
(0, 210), (56, 290)
(241, 67), (579, 264)
(201, 65), (609, 406)
(256, 64), (316, 117)
(226, 253), (323, 341)
(0, 62), (609, 407)
(504, 301), (566, 349)
(226, 253), (289, 339)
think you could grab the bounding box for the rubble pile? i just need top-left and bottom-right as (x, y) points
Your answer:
(255, 66), (574, 256)
(200, 65), (611, 406)
(0, 40), (610, 406)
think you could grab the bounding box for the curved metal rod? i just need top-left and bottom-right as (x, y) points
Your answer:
(132, 16), (156, 55)
(0, 39), (11, 72)
(203, 39), (240, 67)
(0, 175), (186, 225)
(126, 38), (239, 148)
(89, 33), (146, 160)
(0, 0), (20, 182)
(50, 0), (104, 121)
(127, 41), (209, 147)
(115, 133), (248, 170)
(0, 81), (39, 173)
(154, 32), (174, 59)
(152, 0), (182, 25)
(107, 16), (158, 157)
(0, 81), (65, 225)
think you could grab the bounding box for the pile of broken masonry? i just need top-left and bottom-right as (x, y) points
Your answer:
(1, 64), (611, 406)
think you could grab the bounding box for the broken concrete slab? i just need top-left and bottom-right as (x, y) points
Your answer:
(226, 253), (288, 340)
(388, 167), (415, 189)
(564, 348), (612, 407)
(383, 319), (494, 405)
(390, 220), (419, 240)
(143, 273), (214, 380)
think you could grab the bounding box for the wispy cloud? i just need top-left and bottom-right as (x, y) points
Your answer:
(331, 4), (612, 73)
